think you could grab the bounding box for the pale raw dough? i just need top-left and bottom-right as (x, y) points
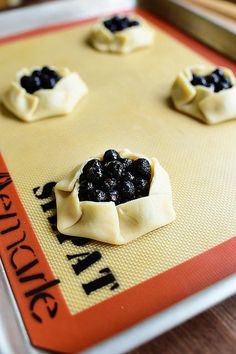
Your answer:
(89, 16), (155, 54)
(55, 149), (176, 245)
(2, 67), (88, 122)
(171, 65), (236, 125)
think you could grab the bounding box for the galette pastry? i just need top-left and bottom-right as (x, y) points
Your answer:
(89, 15), (154, 54)
(171, 65), (236, 125)
(55, 149), (176, 245)
(2, 66), (88, 122)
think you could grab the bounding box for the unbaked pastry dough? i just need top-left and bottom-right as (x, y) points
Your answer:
(171, 65), (236, 125)
(55, 149), (176, 245)
(2, 67), (88, 122)
(89, 16), (155, 54)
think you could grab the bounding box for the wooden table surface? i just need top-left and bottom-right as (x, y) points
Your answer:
(129, 295), (236, 354)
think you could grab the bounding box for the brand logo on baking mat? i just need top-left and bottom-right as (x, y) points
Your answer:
(33, 182), (119, 295)
(0, 172), (12, 191)
(0, 171), (60, 325)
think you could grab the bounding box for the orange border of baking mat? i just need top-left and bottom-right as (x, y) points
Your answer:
(0, 9), (236, 354)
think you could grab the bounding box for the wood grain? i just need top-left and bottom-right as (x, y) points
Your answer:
(129, 296), (236, 354)
(0, 0), (55, 11)
(188, 0), (236, 20)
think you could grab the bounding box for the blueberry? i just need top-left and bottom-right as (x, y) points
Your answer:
(214, 83), (221, 93)
(83, 159), (102, 174)
(103, 15), (139, 33)
(89, 189), (107, 202)
(32, 75), (41, 88)
(20, 75), (30, 87)
(20, 75), (41, 94)
(49, 69), (60, 80)
(41, 75), (57, 89)
(104, 19), (112, 28)
(191, 74), (208, 87)
(212, 68), (224, 78)
(133, 158), (151, 178)
(21, 67), (61, 93)
(105, 160), (124, 179)
(191, 74), (202, 86)
(122, 171), (135, 182)
(103, 149), (120, 162)
(79, 187), (93, 201)
(86, 165), (104, 183)
(102, 177), (117, 191)
(214, 81), (232, 93)
(79, 180), (94, 192)
(82, 160), (104, 183)
(32, 70), (42, 78)
(121, 158), (133, 171)
(115, 23), (123, 32)
(112, 15), (119, 22)
(199, 77), (208, 86)
(41, 66), (61, 82)
(78, 152), (151, 204)
(120, 180), (135, 200)
(78, 180), (94, 201)
(104, 19), (117, 32)
(110, 24), (118, 33)
(108, 190), (121, 205)
(207, 73), (220, 86)
(41, 66), (53, 75)
(78, 189), (88, 201)
(128, 20), (139, 27)
(121, 17), (129, 26)
(191, 68), (232, 93)
(220, 76), (232, 86)
(117, 17), (130, 31)
(79, 172), (86, 183)
(135, 178), (150, 197)
(205, 76), (214, 88)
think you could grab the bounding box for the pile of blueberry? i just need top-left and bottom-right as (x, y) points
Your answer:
(20, 66), (61, 94)
(103, 15), (139, 33)
(190, 68), (232, 93)
(78, 150), (151, 204)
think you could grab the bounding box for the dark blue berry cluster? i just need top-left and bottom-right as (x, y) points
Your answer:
(79, 149), (151, 204)
(20, 66), (61, 94)
(103, 15), (139, 33)
(191, 68), (232, 93)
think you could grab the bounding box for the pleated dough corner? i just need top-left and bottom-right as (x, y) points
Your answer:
(171, 65), (236, 125)
(55, 149), (176, 245)
(2, 67), (88, 122)
(89, 17), (155, 54)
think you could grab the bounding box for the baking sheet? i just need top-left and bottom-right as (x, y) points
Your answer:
(0, 10), (236, 353)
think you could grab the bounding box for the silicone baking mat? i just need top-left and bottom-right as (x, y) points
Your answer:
(0, 8), (236, 354)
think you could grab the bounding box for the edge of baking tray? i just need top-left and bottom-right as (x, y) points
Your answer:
(1, 257), (236, 354)
(0, 0), (235, 61)
(83, 272), (236, 354)
(140, 0), (236, 60)
(0, 0), (136, 37)
(0, 1), (235, 353)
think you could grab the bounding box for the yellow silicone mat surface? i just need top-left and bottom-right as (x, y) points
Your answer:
(0, 16), (236, 315)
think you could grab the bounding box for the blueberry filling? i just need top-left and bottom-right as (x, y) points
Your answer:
(78, 149), (151, 204)
(103, 15), (139, 33)
(190, 68), (232, 93)
(20, 66), (61, 94)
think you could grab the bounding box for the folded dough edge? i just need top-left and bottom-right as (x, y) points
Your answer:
(55, 149), (176, 245)
(90, 17), (155, 54)
(171, 65), (236, 125)
(2, 67), (88, 122)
